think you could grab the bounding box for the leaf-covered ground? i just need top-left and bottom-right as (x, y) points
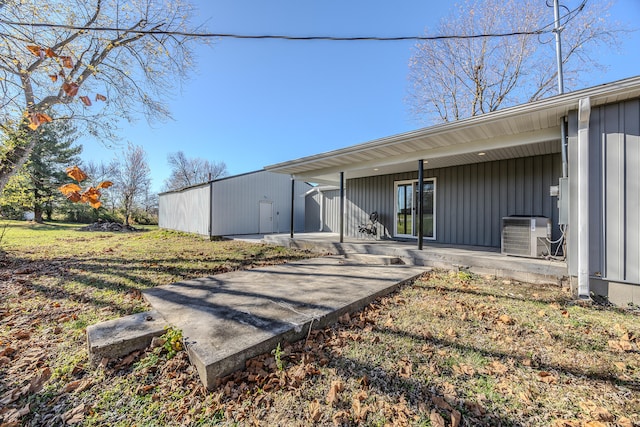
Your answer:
(1, 221), (639, 426)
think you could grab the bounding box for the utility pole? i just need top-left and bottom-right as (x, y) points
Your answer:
(553, 0), (564, 94)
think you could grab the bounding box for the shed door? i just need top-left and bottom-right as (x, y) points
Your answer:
(259, 201), (273, 234)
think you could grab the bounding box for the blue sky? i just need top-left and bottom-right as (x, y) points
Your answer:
(80, 0), (640, 192)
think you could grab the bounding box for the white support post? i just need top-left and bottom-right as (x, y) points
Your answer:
(577, 97), (591, 299)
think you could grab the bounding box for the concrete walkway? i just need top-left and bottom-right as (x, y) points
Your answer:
(89, 255), (426, 390)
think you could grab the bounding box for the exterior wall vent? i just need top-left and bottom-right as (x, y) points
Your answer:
(501, 216), (551, 258)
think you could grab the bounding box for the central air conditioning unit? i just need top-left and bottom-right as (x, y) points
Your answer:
(501, 216), (551, 258)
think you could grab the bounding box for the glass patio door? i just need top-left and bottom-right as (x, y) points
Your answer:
(394, 179), (436, 239)
(395, 183), (413, 237)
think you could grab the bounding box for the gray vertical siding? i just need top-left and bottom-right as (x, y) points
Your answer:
(159, 171), (309, 237)
(158, 184), (211, 237)
(306, 189), (342, 232)
(346, 154), (562, 247)
(211, 171), (308, 235)
(570, 99), (640, 283)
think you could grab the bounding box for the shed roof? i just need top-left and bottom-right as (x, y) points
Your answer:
(265, 75), (640, 184)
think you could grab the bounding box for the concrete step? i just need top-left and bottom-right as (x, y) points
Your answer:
(342, 253), (404, 265)
(87, 310), (168, 364)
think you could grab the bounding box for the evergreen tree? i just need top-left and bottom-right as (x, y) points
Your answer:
(0, 121), (81, 222)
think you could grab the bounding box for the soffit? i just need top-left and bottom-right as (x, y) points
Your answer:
(265, 76), (640, 184)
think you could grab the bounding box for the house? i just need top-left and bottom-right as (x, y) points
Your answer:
(265, 76), (640, 306)
(158, 170), (310, 237)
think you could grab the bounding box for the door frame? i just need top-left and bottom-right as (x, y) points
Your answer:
(393, 178), (437, 240)
(259, 200), (273, 234)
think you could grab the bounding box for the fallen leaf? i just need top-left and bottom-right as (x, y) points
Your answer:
(79, 96), (92, 107)
(608, 340), (633, 352)
(617, 416), (633, 427)
(352, 396), (368, 423)
(432, 395), (453, 411)
(487, 360), (509, 375)
(307, 399), (321, 422)
(29, 367), (52, 393)
(3, 403), (30, 424)
(498, 314), (514, 325)
(451, 409), (462, 427)
(62, 379), (92, 394)
(430, 410), (445, 427)
(453, 363), (475, 377)
(590, 407), (614, 422)
(326, 380), (343, 406)
(398, 358), (413, 378)
(332, 410), (350, 426)
(95, 93), (107, 101)
(538, 371), (557, 384)
(62, 404), (86, 424)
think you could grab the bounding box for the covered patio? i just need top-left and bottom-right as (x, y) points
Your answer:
(259, 232), (567, 286)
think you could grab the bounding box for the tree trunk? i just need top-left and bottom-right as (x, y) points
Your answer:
(34, 206), (44, 223)
(0, 131), (38, 195)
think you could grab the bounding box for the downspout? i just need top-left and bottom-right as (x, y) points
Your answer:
(208, 179), (213, 241)
(318, 187), (324, 232)
(417, 160), (424, 250)
(577, 97), (591, 299)
(339, 172), (344, 243)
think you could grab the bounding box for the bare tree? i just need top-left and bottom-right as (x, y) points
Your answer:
(0, 0), (200, 193)
(82, 159), (119, 212)
(407, 0), (623, 124)
(162, 151), (227, 191)
(114, 143), (150, 226)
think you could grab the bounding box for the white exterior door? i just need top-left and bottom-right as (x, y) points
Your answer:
(259, 201), (273, 234)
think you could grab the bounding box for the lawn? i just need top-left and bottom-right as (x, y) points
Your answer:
(0, 221), (638, 426)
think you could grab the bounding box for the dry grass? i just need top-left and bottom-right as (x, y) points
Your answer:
(0, 221), (639, 426)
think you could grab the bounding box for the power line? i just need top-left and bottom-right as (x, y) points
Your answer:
(0, 0), (587, 43)
(0, 19), (549, 41)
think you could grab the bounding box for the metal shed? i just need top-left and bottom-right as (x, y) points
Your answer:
(159, 170), (309, 237)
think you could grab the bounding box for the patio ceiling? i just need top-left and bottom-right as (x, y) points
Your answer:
(265, 76), (640, 184)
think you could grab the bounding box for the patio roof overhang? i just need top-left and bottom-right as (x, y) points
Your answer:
(265, 76), (640, 184)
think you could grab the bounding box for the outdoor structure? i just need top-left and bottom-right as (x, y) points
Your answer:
(265, 76), (640, 306)
(159, 170), (309, 237)
(304, 185), (341, 232)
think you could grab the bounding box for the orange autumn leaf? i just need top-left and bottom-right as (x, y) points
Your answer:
(62, 82), (79, 97)
(27, 45), (42, 56)
(88, 199), (102, 209)
(65, 166), (87, 182)
(36, 112), (52, 124)
(97, 181), (113, 189)
(79, 96), (92, 107)
(60, 56), (73, 68)
(59, 183), (82, 195)
(49, 74), (58, 82)
(26, 112), (52, 130)
(81, 187), (101, 203)
(62, 190), (82, 203)
(45, 47), (57, 58)
(95, 93), (107, 102)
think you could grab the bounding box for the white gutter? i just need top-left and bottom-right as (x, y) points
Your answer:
(577, 97), (591, 299)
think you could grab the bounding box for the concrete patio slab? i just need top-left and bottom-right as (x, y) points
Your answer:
(143, 256), (426, 389)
